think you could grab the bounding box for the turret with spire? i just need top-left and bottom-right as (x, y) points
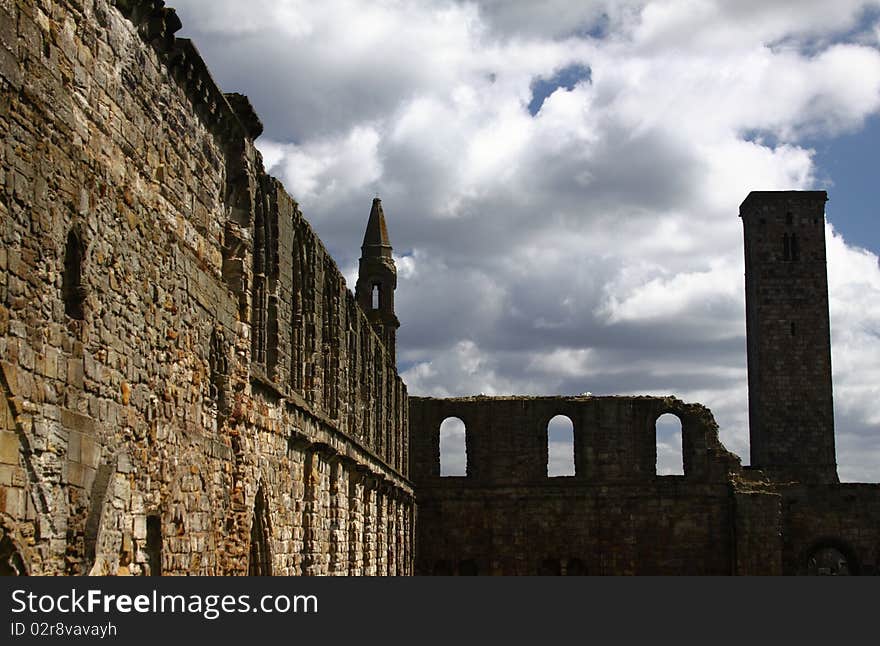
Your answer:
(355, 197), (400, 360)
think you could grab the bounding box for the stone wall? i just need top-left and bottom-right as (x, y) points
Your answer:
(409, 395), (880, 575)
(779, 484), (880, 575)
(409, 395), (745, 575)
(1, 0), (876, 579)
(0, 0), (412, 576)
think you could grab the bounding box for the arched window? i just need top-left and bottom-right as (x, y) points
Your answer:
(547, 414), (575, 477)
(250, 178), (279, 372)
(63, 230), (85, 320)
(655, 413), (684, 475)
(248, 487), (272, 576)
(439, 417), (467, 476)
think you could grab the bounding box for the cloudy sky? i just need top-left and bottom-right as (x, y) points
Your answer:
(171, 0), (880, 481)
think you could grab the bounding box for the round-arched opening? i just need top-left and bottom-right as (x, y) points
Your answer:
(439, 416), (467, 476)
(807, 543), (857, 576)
(547, 414), (575, 477)
(655, 413), (684, 475)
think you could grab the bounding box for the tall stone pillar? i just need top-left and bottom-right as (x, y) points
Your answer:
(386, 494), (396, 576)
(347, 464), (366, 575)
(300, 450), (319, 575)
(302, 445), (332, 575)
(396, 496), (405, 576)
(375, 484), (387, 576)
(288, 435), (309, 575)
(362, 475), (377, 576)
(328, 456), (349, 575)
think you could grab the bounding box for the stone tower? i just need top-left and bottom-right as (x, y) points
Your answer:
(356, 198), (400, 359)
(740, 190), (837, 484)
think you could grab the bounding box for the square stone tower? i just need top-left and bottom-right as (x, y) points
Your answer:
(740, 191), (838, 484)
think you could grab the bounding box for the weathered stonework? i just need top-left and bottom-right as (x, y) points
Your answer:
(741, 191), (837, 484)
(0, 0), (412, 576)
(410, 395), (746, 575)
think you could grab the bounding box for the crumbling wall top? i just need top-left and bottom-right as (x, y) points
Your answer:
(114, 1), (261, 145)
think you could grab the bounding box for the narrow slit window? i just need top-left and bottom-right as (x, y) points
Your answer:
(655, 413), (684, 475)
(782, 234), (791, 261)
(248, 487), (272, 576)
(146, 515), (162, 576)
(547, 415), (575, 477)
(63, 230), (85, 320)
(371, 283), (380, 310)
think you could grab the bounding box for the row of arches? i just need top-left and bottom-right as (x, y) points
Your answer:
(438, 413), (684, 477)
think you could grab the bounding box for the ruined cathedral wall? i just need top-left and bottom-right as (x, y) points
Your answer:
(409, 395), (743, 575)
(0, 0), (411, 576)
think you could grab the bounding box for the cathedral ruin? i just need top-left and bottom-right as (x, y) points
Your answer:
(0, 0), (878, 576)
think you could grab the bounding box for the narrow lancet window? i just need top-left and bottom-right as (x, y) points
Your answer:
(248, 487), (272, 576)
(371, 283), (380, 310)
(63, 230), (85, 320)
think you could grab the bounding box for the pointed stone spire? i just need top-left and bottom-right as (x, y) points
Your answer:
(362, 197), (392, 257)
(356, 197), (400, 360)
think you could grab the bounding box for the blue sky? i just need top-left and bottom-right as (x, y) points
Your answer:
(812, 115), (880, 253)
(528, 64), (592, 116)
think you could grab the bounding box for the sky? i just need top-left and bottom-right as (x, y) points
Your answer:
(170, 0), (880, 482)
